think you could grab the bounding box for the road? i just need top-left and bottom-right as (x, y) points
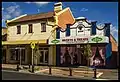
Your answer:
(2, 70), (82, 80)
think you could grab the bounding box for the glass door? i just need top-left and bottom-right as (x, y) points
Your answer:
(39, 48), (48, 64)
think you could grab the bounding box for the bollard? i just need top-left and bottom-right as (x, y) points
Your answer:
(31, 65), (34, 73)
(93, 67), (97, 79)
(16, 64), (19, 71)
(49, 66), (52, 75)
(69, 67), (72, 76)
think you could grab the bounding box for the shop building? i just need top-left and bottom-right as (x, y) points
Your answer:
(2, 2), (75, 66)
(2, 2), (118, 68)
(49, 16), (114, 68)
(2, 12), (55, 65)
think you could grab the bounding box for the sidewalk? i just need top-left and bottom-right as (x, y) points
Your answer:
(2, 64), (118, 80)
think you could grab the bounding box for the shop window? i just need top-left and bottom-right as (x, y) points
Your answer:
(10, 48), (25, 61)
(41, 23), (46, 32)
(10, 49), (19, 61)
(28, 24), (33, 33)
(17, 25), (21, 34)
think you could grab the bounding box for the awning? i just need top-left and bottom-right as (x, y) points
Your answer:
(2, 40), (47, 45)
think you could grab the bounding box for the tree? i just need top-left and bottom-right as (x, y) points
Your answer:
(34, 43), (40, 65)
(83, 43), (92, 74)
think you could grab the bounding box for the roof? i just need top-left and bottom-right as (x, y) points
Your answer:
(7, 11), (54, 24)
(110, 34), (118, 52)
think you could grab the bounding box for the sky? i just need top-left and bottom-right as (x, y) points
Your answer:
(2, 2), (118, 42)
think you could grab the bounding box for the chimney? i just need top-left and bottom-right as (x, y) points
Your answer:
(54, 2), (62, 13)
(91, 21), (97, 35)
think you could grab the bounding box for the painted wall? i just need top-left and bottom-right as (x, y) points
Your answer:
(55, 18), (110, 67)
(7, 18), (54, 41)
(59, 19), (106, 38)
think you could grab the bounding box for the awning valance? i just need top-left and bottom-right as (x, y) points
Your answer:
(2, 40), (47, 45)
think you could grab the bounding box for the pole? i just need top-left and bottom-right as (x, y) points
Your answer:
(32, 48), (34, 73)
(32, 49), (33, 65)
(93, 66), (97, 78)
(20, 48), (21, 66)
(93, 37), (98, 79)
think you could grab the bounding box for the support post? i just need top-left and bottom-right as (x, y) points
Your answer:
(20, 48), (21, 68)
(31, 49), (34, 73)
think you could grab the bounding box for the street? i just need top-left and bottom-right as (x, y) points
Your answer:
(2, 70), (82, 80)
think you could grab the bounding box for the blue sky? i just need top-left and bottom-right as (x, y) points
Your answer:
(2, 2), (118, 42)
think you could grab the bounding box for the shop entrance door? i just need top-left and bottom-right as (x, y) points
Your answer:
(39, 48), (48, 64)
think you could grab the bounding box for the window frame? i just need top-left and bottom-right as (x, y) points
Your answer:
(17, 25), (21, 34)
(41, 22), (46, 32)
(28, 24), (33, 33)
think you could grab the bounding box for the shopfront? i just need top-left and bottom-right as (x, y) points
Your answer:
(49, 35), (109, 67)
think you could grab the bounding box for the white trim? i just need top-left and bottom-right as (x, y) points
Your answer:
(6, 14), (27, 23)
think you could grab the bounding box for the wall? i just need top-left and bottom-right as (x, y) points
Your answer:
(7, 19), (54, 41)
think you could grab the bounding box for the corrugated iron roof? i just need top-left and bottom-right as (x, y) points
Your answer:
(7, 11), (55, 23)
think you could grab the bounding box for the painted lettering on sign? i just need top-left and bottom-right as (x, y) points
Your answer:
(62, 38), (88, 42)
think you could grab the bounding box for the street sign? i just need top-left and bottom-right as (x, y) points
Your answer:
(30, 42), (36, 49)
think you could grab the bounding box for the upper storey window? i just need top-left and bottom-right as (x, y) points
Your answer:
(28, 24), (33, 33)
(41, 23), (46, 32)
(17, 25), (21, 34)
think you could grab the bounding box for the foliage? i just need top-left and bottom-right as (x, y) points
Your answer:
(84, 43), (92, 58)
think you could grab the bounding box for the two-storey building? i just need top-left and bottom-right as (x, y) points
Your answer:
(2, 2), (118, 68)
(2, 2), (75, 66)
(49, 16), (115, 68)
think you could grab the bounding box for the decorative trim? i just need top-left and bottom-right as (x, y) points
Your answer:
(96, 26), (105, 30)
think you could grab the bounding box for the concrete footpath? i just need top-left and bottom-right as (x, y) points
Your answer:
(2, 64), (118, 80)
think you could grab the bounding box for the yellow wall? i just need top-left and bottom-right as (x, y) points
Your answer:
(7, 19), (55, 41)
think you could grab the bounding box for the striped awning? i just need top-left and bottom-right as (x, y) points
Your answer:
(2, 40), (47, 45)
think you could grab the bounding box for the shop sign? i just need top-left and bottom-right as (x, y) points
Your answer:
(48, 36), (109, 45)
(91, 37), (103, 43)
(89, 36), (109, 43)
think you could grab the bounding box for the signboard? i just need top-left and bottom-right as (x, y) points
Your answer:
(89, 36), (109, 43)
(49, 35), (109, 45)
